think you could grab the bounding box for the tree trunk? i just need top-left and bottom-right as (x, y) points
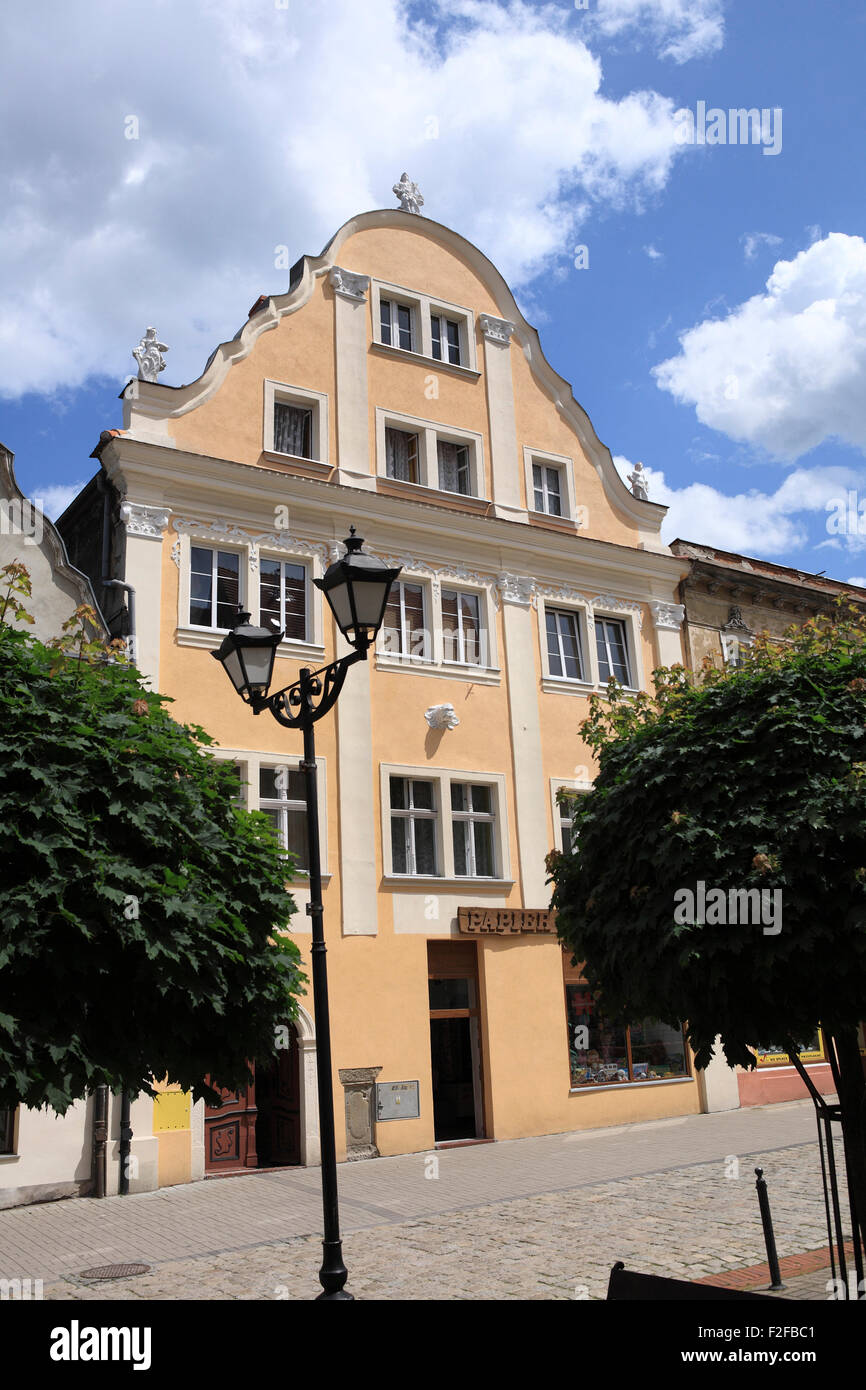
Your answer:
(831, 1026), (866, 1259)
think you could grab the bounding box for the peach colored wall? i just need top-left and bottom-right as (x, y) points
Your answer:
(168, 286), (337, 468)
(338, 227), (504, 319)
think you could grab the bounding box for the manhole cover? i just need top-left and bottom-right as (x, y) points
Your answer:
(78, 1263), (151, 1281)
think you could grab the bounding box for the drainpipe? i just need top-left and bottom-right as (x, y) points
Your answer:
(118, 1092), (133, 1196)
(92, 1087), (109, 1198)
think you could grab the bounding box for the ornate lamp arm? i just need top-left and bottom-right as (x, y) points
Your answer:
(256, 644), (368, 730)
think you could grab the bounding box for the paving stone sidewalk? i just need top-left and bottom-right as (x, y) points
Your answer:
(0, 1099), (851, 1301)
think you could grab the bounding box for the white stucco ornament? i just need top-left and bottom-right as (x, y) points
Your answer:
(627, 460), (649, 501)
(132, 327), (168, 382)
(393, 172), (424, 215)
(425, 703), (460, 731)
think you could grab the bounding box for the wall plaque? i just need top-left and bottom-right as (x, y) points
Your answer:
(376, 1080), (420, 1121)
(457, 907), (556, 935)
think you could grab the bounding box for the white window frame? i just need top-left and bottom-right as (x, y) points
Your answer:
(721, 633), (754, 668)
(388, 776), (440, 877)
(429, 310), (465, 367)
(375, 408), (486, 500)
(439, 586), (486, 669)
(263, 379), (329, 466)
(450, 782), (498, 878)
(258, 554), (312, 646)
(381, 764), (511, 884)
(523, 447), (578, 523)
(370, 279), (477, 372)
(550, 777), (592, 855)
(212, 749), (329, 892)
(381, 578), (432, 663)
(539, 601), (592, 694)
(378, 293), (418, 353)
(186, 541), (245, 634)
(594, 613), (634, 689)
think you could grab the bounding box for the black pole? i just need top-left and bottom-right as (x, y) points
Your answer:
(300, 667), (352, 1301)
(754, 1167), (786, 1291)
(118, 1091), (132, 1195)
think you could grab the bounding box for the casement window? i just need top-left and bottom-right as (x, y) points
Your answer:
(385, 427), (420, 484)
(189, 546), (241, 629)
(0, 1107), (14, 1154)
(273, 402), (312, 459)
(264, 382), (328, 465)
(390, 777), (438, 875)
(380, 298), (415, 352)
(260, 558), (307, 642)
(437, 440), (471, 495)
(451, 783), (496, 878)
(546, 608), (585, 681)
(595, 617), (631, 685)
(259, 765), (308, 870)
(564, 961), (691, 1089)
(441, 589), (482, 665)
(431, 314), (461, 365)
(558, 794), (580, 853)
(532, 463), (563, 517)
(382, 581), (429, 659)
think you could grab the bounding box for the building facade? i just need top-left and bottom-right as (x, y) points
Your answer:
(44, 198), (748, 1194)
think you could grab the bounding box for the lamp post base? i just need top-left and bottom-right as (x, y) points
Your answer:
(316, 1240), (353, 1300)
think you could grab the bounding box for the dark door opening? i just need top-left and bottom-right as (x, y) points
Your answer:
(430, 1015), (479, 1140)
(427, 940), (484, 1142)
(255, 1026), (301, 1167)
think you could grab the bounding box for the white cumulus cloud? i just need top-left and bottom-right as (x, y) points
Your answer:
(652, 234), (866, 460)
(613, 455), (863, 557)
(0, 0), (686, 399)
(586, 0), (725, 63)
(30, 482), (87, 521)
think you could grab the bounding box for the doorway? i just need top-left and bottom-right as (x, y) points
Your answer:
(427, 941), (484, 1142)
(204, 1023), (301, 1172)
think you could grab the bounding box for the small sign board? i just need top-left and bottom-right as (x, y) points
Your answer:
(376, 1080), (420, 1121)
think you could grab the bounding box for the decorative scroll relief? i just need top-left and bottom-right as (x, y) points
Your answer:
(375, 552), (498, 602)
(170, 516), (329, 570)
(648, 599), (685, 631)
(592, 594), (644, 630)
(120, 502), (171, 539)
(329, 266), (370, 302)
(479, 313), (515, 344)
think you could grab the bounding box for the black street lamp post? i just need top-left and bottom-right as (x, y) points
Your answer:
(212, 528), (400, 1300)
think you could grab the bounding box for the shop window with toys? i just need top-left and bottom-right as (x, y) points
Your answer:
(564, 964), (691, 1088)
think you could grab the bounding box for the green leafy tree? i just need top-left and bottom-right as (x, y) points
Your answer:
(548, 603), (866, 1248)
(0, 563), (306, 1114)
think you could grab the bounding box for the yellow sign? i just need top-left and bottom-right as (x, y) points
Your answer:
(152, 1090), (191, 1132)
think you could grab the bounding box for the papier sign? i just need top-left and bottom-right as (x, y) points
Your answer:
(457, 908), (556, 935)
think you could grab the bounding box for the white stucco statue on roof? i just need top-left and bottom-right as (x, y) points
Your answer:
(627, 460), (649, 501)
(133, 327), (168, 383)
(393, 172), (424, 215)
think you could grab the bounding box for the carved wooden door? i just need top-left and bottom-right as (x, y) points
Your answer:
(204, 1072), (258, 1173)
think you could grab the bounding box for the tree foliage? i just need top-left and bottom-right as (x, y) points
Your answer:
(550, 604), (866, 1068)
(0, 563), (306, 1113)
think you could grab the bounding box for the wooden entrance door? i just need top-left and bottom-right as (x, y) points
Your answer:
(256, 1027), (301, 1167)
(204, 1074), (258, 1173)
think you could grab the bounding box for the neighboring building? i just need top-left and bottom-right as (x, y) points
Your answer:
(671, 538), (866, 1107)
(0, 445), (143, 1207)
(53, 190), (751, 1193)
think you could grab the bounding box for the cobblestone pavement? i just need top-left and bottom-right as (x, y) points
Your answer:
(0, 1099), (852, 1301)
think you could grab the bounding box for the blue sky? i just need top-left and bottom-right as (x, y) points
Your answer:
(2, 0), (865, 579)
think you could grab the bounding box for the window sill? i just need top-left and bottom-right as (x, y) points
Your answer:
(376, 653), (500, 684)
(370, 341), (480, 380)
(528, 510), (579, 534)
(569, 1076), (694, 1094)
(0, 1153), (20, 1162)
(376, 476), (490, 514)
(261, 451), (332, 478)
(176, 627), (324, 663)
(541, 676), (596, 697)
(383, 876), (515, 889)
